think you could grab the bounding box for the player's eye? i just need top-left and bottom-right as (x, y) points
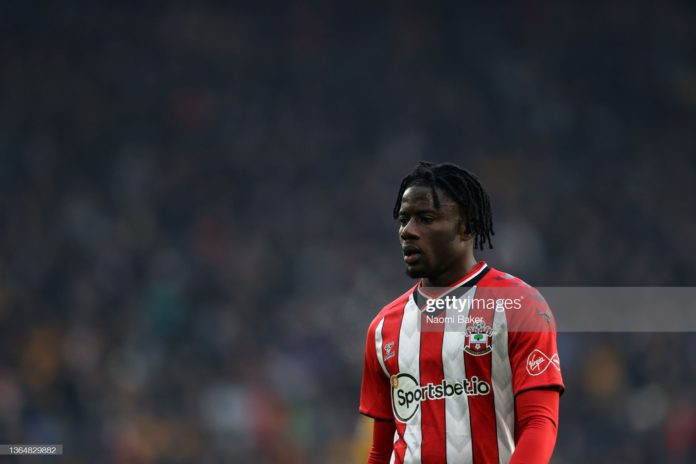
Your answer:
(420, 216), (434, 224)
(398, 216), (409, 226)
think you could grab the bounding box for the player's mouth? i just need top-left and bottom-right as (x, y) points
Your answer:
(402, 244), (422, 265)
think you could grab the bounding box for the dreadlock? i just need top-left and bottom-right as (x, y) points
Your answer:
(393, 161), (495, 250)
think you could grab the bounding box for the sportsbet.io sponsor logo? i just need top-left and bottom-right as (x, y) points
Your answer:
(390, 373), (491, 423)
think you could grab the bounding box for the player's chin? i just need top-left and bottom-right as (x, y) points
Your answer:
(405, 264), (428, 278)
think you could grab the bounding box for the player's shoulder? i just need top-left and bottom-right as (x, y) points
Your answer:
(479, 266), (547, 300)
(479, 266), (534, 289)
(366, 284), (417, 335)
(481, 266), (555, 328)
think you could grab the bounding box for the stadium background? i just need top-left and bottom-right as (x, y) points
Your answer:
(1, 1), (695, 463)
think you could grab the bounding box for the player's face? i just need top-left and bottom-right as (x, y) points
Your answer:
(398, 186), (469, 283)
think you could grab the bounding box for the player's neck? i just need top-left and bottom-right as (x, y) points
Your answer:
(422, 256), (479, 288)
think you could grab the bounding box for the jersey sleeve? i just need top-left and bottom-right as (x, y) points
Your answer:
(507, 287), (565, 396)
(359, 317), (393, 420)
(368, 418), (397, 463)
(510, 388), (560, 463)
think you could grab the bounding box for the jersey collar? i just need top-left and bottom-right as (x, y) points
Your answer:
(414, 261), (489, 307)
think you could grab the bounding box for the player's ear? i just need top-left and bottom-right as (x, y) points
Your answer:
(457, 219), (474, 242)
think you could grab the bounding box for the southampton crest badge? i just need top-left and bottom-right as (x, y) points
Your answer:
(464, 320), (492, 356)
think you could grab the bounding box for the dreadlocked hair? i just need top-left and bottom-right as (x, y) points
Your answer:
(393, 161), (495, 250)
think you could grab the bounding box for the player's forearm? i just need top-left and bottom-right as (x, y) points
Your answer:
(367, 419), (396, 464)
(509, 416), (557, 463)
(510, 388), (559, 464)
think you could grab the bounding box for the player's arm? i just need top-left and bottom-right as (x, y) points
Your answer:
(359, 315), (395, 462)
(509, 388), (560, 464)
(506, 286), (564, 463)
(368, 418), (396, 464)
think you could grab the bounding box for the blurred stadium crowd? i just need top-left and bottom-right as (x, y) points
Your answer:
(1, 1), (696, 463)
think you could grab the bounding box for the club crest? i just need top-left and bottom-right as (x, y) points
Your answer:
(464, 320), (492, 356)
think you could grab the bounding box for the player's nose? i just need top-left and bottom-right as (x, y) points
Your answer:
(400, 218), (419, 241)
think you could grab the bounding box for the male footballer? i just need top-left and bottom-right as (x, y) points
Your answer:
(360, 162), (564, 463)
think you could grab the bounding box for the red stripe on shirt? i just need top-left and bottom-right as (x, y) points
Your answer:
(463, 292), (500, 464)
(380, 302), (407, 462)
(419, 311), (446, 464)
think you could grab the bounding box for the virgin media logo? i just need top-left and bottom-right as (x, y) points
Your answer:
(526, 349), (560, 376)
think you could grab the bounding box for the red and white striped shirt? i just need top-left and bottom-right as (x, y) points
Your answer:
(359, 262), (564, 463)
